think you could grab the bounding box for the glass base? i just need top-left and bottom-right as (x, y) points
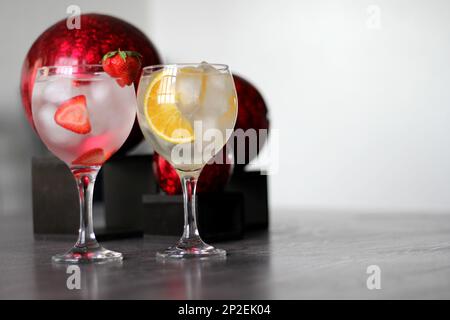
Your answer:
(156, 239), (226, 259)
(52, 245), (123, 264)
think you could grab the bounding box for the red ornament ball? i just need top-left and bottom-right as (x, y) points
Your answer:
(232, 75), (269, 168)
(153, 152), (233, 195)
(20, 13), (161, 154)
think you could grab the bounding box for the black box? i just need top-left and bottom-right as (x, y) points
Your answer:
(103, 155), (156, 231)
(32, 155), (269, 241)
(142, 192), (244, 241)
(227, 170), (269, 230)
(32, 156), (79, 234)
(31, 156), (142, 239)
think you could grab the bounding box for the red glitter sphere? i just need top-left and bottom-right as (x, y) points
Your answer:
(20, 13), (161, 154)
(233, 74), (269, 168)
(153, 152), (233, 195)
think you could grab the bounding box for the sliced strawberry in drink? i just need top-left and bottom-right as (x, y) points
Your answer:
(54, 95), (91, 134)
(72, 148), (106, 166)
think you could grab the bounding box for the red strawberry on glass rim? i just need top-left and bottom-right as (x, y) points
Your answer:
(102, 49), (142, 87)
(54, 95), (91, 134)
(72, 148), (106, 166)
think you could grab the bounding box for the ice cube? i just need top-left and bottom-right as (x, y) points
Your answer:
(87, 80), (112, 135)
(43, 79), (72, 104)
(90, 78), (111, 102)
(175, 67), (203, 115)
(87, 79), (137, 137)
(200, 67), (234, 117)
(199, 61), (216, 73)
(35, 103), (56, 131)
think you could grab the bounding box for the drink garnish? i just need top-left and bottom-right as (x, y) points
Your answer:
(72, 148), (106, 166)
(144, 70), (194, 144)
(54, 95), (91, 134)
(102, 49), (142, 87)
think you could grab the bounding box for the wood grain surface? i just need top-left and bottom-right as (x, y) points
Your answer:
(0, 210), (449, 299)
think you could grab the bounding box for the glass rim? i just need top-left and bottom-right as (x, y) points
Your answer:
(141, 63), (230, 73)
(35, 64), (119, 79)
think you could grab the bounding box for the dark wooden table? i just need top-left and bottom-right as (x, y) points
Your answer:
(1, 210), (450, 299)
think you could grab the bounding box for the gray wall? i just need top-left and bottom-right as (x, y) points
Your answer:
(1, 0), (450, 215)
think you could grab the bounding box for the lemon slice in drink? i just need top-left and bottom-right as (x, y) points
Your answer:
(144, 70), (194, 144)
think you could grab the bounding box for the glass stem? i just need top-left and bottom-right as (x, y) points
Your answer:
(71, 167), (100, 249)
(178, 172), (203, 245)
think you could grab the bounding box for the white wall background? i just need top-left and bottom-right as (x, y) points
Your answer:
(1, 0), (450, 215)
